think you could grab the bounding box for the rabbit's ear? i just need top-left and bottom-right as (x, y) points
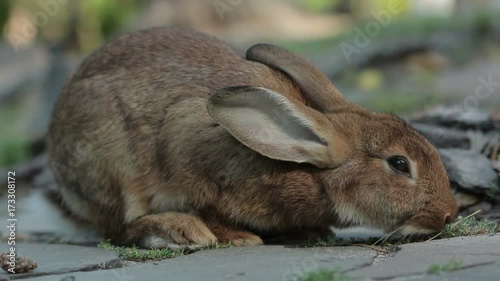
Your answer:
(246, 44), (351, 113)
(207, 86), (344, 168)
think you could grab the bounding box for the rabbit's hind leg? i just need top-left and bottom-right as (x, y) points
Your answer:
(119, 212), (218, 249)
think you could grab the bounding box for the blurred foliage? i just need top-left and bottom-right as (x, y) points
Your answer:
(2, 0), (142, 51)
(79, 0), (142, 51)
(295, 0), (411, 15)
(0, 1), (10, 37)
(351, 0), (411, 18)
(0, 106), (30, 167)
(0, 137), (30, 167)
(1, 0), (499, 168)
(281, 11), (496, 57)
(84, 0), (140, 37)
(298, 0), (338, 13)
(356, 69), (384, 91)
(361, 88), (444, 114)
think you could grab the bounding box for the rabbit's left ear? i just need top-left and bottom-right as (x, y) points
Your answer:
(246, 44), (351, 113)
(207, 86), (347, 168)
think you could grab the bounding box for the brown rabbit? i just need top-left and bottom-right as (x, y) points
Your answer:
(47, 27), (457, 248)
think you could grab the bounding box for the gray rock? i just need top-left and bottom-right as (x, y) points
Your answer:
(453, 190), (482, 208)
(411, 123), (470, 149)
(0, 244), (121, 280)
(0, 154), (48, 186)
(0, 46), (48, 103)
(32, 167), (57, 189)
(412, 106), (500, 131)
(439, 149), (497, 192)
(464, 201), (494, 214)
(493, 160), (500, 171)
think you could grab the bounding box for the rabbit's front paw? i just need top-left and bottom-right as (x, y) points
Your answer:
(210, 225), (263, 246)
(124, 212), (218, 248)
(139, 235), (206, 250)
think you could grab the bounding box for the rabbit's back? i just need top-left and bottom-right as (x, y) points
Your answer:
(50, 27), (293, 138)
(56, 27), (253, 124)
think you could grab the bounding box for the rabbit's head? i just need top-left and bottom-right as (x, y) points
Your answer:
(207, 44), (457, 235)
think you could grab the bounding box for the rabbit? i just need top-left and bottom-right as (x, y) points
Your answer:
(47, 27), (458, 248)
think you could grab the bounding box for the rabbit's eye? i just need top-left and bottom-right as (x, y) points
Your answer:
(387, 156), (410, 176)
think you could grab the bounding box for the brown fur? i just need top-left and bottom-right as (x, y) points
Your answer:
(47, 27), (457, 247)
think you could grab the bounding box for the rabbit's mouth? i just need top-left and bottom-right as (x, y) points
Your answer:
(399, 224), (437, 236)
(396, 212), (451, 236)
(378, 215), (441, 239)
(395, 201), (457, 236)
(376, 223), (438, 242)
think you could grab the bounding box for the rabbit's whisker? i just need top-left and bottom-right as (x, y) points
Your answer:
(397, 233), (410, 245)
(374, 226), (400, 246)
(373, 233), (389, 246)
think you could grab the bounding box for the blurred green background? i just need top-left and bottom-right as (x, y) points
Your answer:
(1, 0), (500, 167)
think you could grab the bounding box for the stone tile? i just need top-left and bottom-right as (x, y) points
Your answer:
(31, 246), (376, 281)
(0, 243), (121, 280)
(414, 261), (500, 281)
(4, 235), (499, 281)
(348, 234), (500, 280)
